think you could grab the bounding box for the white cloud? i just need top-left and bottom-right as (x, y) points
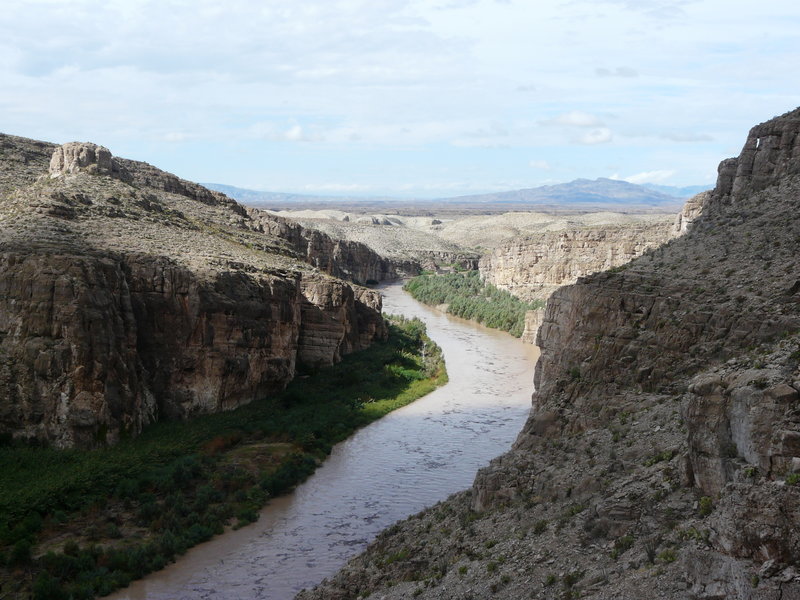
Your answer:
(571, 0), (693, 20)
(621, 169), (676, 184)
(661, 132), (714, 142)
(162, 132), (189, 143)
(247, 122), (320, 143)
(529, 160), (552, 170)
(284, 125), (307, 142)
(544, 111), (605, 128)
(0, 0), (797, 193)
(596, 66), (638, 78)
(579, 128), (613, 145)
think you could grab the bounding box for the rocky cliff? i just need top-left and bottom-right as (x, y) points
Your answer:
(479, 220), (677, 302)
(272, 211), (481, 276)
(299, 109), (800, 600)
(246, 207), (400, 284)
(0, 135), (388, 448)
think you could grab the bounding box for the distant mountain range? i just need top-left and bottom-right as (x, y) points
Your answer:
(642, 183), (712, 198)
(203, 183), (397, 206)
(204, 178), (710, 211)
(432, 178), (706, 207)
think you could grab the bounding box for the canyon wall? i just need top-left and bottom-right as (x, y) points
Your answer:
(246, 207), (401, 284)
(272, 212), (482, 277)
(0, 137), (387, 448)
(478, 220), (677, 302)
(301, 109), (800, 600)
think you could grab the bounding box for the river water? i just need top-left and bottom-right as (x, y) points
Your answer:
(110, 282), (539, 600)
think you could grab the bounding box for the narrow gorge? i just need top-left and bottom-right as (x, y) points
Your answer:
(4, 106), (799, 600)
(300, 109), (800, 599)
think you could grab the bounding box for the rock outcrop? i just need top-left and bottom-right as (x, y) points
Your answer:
(300, 109), (800, 600)
(674, 190), (710, 233)
(247, 208), (400, 284)
(0, 137), (388, 448)
(722, 108), (800, 204)
(49, 142), (131, 182)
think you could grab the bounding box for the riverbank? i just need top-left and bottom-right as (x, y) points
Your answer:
(0, 317), (446, 600)
(107, 282), (538, 600)
(404, 270), (544, 337)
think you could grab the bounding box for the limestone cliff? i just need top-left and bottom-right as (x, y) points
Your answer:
(299, 108), (800, 600)
(246, 207), (399, 284)
(478, 220), (676, 302)
(273, 211), (481, 276)
(0, 135), (388, 448)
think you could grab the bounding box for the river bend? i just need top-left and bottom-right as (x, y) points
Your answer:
(111, 282), (539, 600)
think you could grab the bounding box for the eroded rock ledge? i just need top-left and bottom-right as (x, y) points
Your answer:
(0, 139), (388, 448)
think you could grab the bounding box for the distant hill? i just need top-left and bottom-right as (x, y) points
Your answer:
(205, 178), (695, 212)
(435, 178), (684, 208)
(203, 183), (394, 206)
(642, 183), (712, 198)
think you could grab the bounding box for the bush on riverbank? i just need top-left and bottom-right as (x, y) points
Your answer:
(404, 270), (544, 337)
(0, 317), (446, 600)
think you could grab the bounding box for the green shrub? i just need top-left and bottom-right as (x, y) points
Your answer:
(0, 318), (447, 599)
(699, 496), (714, 516)
(610, 535), (634, 560)
(644, 450), (675, 467)
(532, 519), (548, 534)
(234, 508), (259, 528)
(10, 538), (32, 564)
(658, 549), (677, 563)
(32, 572), (67, 600)
(563, 570), (583, 588)
(404, 271), (544, 337)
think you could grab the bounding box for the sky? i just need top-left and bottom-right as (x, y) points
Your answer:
(2, 0), (800, 198)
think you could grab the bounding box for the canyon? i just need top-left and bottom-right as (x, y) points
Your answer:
(0, 129), (689, 452)
(277, 200), (680, 344)
(298, 109), (800, 599)
(2, 105), (791, 600)
(0, 136), (392, 449)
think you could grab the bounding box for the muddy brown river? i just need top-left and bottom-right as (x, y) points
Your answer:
(110, 282), (539, 600)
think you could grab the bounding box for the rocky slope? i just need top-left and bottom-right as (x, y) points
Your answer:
(0, 136), (391, 449)
(272, 211), (479, 275)
(298, 109), (800, 599)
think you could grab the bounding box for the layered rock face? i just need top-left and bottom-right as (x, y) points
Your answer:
(479, 221), (676, 302)
(275, 211), (481, 276)
(301, 109), (800, 600)
(0, 136), (387, 448)
(247, 208), (399, 284)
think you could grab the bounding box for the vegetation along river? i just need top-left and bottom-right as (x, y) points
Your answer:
(111, 281), (539, 600)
